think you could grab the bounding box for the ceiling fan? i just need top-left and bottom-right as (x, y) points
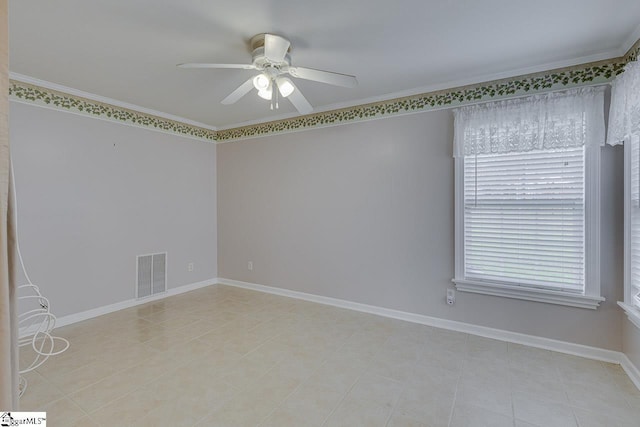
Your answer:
(178, 33), (358, 115)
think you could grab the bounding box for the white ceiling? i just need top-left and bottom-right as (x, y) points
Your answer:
(8, 0), (640, 129)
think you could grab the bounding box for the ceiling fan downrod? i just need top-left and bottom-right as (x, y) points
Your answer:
(271, 79), (279, 110)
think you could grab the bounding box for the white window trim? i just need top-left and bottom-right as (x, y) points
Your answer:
(620, 136), (640, 328)
(619, 302), (640, 329)
(452, 146), (604, 310)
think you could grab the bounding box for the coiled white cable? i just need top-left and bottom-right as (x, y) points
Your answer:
(11, 158), (69, 397)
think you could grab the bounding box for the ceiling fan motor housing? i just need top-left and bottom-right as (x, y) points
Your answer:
(250, 34), (291, 72)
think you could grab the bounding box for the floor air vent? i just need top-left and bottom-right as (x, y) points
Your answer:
(137, 252), (167, 299)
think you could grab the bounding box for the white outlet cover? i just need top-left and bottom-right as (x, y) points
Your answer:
(446, 288), (455, 304)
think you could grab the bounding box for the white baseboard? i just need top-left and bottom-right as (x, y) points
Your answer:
(620, 354), (640, 390)
(27, 275), (639, 389)
(217, 277), (623, 365)
(49, 279), (216, 331)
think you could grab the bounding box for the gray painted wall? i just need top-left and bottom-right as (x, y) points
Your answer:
(218, 109), (624, 350)
(623, 318), (640, 369)
(10, 102), (217, 317)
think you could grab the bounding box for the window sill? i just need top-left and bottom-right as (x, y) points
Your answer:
(619, 302), (640, 330)
(452, 278), (605, 309)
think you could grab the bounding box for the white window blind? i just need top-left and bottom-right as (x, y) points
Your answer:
(463, 147), (585, 292)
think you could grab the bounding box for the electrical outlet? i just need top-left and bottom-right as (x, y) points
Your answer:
(446, 288), (455, 305)
(248, 261), (253, 271)
(187, 262), (194, 272)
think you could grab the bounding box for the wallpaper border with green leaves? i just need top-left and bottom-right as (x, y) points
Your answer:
(9, 39), (640, 143)
(8, 81), (218, 142)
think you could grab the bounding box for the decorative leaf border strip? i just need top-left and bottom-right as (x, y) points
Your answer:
(216, 38), (640, 142)
(625, 38), (640, 63)
(8, 81), (217, 142)
(8, 39), (640, 143)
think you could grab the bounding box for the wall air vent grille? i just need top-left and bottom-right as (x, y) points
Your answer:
(137, 252), (167, 299)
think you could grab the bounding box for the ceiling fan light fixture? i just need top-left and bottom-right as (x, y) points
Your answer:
(252, 73), (270, 91)
(276, 77), (295, 98)
(257, 88), (273, 100)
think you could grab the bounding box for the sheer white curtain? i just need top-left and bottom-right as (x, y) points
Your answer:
(453, 87), (605, 157)
(608, 61), (640, 146)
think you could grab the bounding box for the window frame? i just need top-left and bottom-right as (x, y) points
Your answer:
(453, 144), (604, 309)
(620, 134), (640, 327)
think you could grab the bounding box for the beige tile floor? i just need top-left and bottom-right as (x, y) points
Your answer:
(18, 285), (640, 426)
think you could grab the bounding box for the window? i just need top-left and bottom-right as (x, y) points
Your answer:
(627, 135), (640, 317)
(609, 60), (640, 327)
(453, 87), (605, 309)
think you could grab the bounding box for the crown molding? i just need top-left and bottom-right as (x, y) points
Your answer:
(9, 73), (218, 132)
(8, 77), (218, 142)
(216, 57), (625, 141)
(624, 37), (640, 63)
(9, 37), (640, 144)
(216, 38), (640, 142)
(621, 23), (640, 58)
(215, 49), (622, 132)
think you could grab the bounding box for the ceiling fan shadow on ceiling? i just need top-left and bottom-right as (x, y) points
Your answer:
(177, 33), (358, 115)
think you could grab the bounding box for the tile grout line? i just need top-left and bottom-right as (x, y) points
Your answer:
(38, 314), (162, 425)
(250, 338), (310, 427)
(319, 335), (368, 426)
(23, 286), (640, 426)
(447, 333), (469, 427)
(193, 314), (348, 426)
(189, 385), (244, 427)
(506, 346), (519, 427)
(506, 345), (517, 426)
(381, 339), (422, 427)
(65, 312), (234, 423)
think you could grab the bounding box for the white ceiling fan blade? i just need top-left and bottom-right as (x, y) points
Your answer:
(285, 80), (313, 114)
(177, 63), (256, 70)
(221, 77), (255, 105)
(264, 34), (290, 62)
(289, 66), (357, 88)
